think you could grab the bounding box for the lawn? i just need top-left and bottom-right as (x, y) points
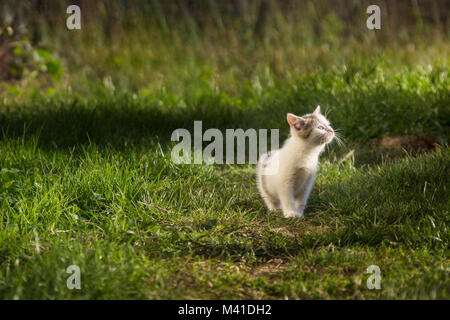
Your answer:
(0, 1), (449, 299)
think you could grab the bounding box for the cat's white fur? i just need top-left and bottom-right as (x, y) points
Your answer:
(257, 106), (334, 218)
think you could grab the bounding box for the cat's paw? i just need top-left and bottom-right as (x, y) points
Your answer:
(283, 211), (298, 218)
(283, 211), (304, 219)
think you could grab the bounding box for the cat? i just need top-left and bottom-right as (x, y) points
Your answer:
(257, 106), (334, 218)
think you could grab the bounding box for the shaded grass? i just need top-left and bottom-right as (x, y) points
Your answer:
(2, 64), (448, 147)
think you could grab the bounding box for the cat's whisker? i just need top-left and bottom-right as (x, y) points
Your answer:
(332, 133), (346, 148)
(337, 136), (346, 147)
(337, 136), (347, 146)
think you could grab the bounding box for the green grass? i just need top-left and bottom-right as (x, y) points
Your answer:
(0, 2), (449, 298)
(0, 61), (449, 299)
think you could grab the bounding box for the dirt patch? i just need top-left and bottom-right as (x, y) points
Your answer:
(251, 258), (289, 278)
(271, 223), (330, 239)
(182, 258), (289, 280)
(270, 226), (298, 238)
(380, 134), (436, 153)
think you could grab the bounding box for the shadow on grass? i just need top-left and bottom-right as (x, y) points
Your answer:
(0, 86), (448, 171)
(0, 96), (272, 151)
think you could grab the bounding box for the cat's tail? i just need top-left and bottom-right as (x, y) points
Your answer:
(256, 152), (268, 186)
(257, 151), (278, 182)
(257, 151), (279, 211)
(258, 150), (279, 177)
(256, 152), (268, 201)
(257, 151), (271, 173)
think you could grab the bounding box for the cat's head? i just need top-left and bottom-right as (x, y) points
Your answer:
(287, 106), (334, 145)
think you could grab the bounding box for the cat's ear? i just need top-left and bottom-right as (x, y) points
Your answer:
(287, 113), (305, 130)
(312, 105), (321, 116)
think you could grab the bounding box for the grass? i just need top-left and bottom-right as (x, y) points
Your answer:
(0, 62), (449, 299)
(0, 3), (449, 299)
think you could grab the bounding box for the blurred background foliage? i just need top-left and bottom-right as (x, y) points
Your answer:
(0, 0), (448, 98)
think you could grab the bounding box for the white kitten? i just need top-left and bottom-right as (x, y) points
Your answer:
(257, 106), (334, 218)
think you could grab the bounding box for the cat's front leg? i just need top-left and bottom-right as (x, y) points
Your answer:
(294, 173), (315, 217)
(278, 186), (299, 218)
(262, 196), (279, 212)
(295, 199), (306, 217)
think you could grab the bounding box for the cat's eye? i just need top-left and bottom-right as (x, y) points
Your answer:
(318, 125), (325, 130)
